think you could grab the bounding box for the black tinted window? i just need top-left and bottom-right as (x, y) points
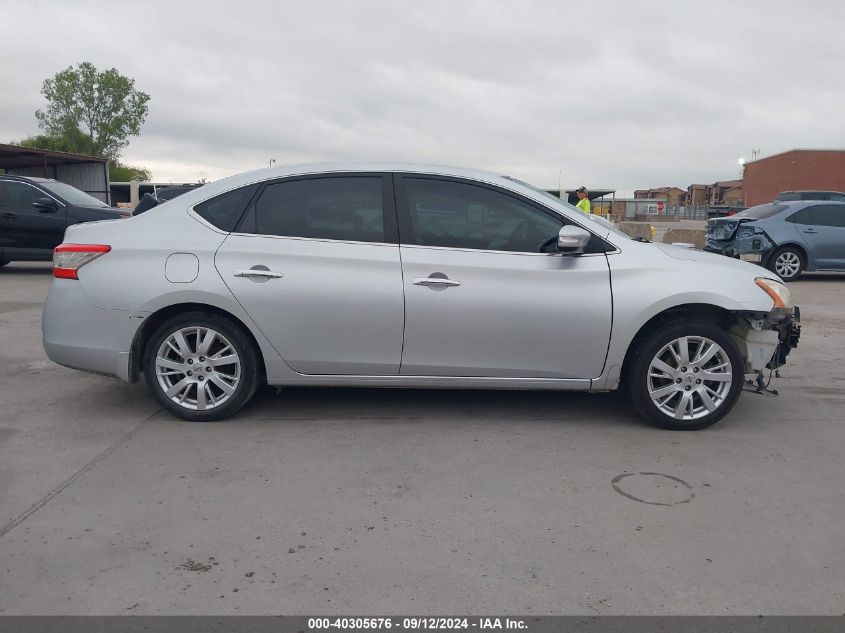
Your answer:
(786, 208), (812, 224)
(0, 181), (44, 208)
(403, 178), (570, 253)
(194, 185), (256, 231)
(253, 177), (384, 242)
(808, 204), (845, 228)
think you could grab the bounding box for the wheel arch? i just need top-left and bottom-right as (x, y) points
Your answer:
(128, 302), (267, 384)
(619, 303), (737, 388)
(767, 241), (811, 270)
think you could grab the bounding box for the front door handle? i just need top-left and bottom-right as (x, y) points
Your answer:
(1, 213), (16, 220)
(413, 276), (461, 287)
(234, 269), (284, 279)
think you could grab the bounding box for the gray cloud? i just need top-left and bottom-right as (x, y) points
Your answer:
(2, 0), (844, 193)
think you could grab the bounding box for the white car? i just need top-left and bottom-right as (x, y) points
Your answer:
(42, 163), (800, 429)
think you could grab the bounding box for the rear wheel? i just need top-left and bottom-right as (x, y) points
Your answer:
(143, 312), (260, 421)
(769, 246), (804, 282)
(627, 320), (745, 430)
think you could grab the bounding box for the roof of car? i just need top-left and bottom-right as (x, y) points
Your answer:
(778, 190), (845, 194)
(18, 162), (521, 205)
(179, 162), (518, 207)
(0, 174), (56, 183)
(244, 162), (507, 181)
(147, 162), (595, 230)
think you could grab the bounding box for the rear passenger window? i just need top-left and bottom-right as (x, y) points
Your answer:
(252, 177), (385, 242)
(807, 204), (845, 228)
(194, 185), (257, 231)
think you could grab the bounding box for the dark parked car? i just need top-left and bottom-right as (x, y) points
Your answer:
(704, 200), (845, 281)
(0, 175), (127, 267)
(775, 190), (845, 202)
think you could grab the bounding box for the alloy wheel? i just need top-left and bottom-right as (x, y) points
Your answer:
(647, 336), (733, 421)
(155, 326), (241, 411)
(775, 251), (801, 279)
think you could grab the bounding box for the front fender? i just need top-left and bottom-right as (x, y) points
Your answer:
(593, 247), (776, 391)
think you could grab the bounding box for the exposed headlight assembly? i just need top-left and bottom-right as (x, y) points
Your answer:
(755, 277), (794, 310)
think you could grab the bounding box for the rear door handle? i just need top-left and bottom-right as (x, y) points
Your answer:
(413, 276), (461, 287)
(1, 213), (16, 220)
(803, 229), (818, 233)
(233, 269), (284, 279)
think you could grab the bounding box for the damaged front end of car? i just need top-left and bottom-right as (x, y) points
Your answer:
(730, 279), (801, 393)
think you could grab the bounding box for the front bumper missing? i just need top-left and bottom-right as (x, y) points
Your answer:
(731, 307), (801, 375)
(768, 306), (801, 371)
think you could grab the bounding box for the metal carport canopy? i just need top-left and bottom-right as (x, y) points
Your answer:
(0, 143), (110, 203)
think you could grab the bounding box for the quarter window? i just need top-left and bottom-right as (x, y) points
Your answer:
(785, 208), (812, 224)
(807, 204), (845, 228)
(402, 178), (567, 253)
(194, 185), (257, 231)
(252, 177), (385, 242)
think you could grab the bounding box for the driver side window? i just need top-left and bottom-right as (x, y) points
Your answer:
(0, 182), (43, 209)
(401, 178), (564, 253)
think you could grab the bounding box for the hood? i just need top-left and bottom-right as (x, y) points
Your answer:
(656, 243), (768, 276)
(76, 204), (124, 213)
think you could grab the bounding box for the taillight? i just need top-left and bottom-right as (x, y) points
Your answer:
(53, 244), (111, 279)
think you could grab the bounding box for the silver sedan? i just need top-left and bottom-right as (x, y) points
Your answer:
(42, 163), (800, 430)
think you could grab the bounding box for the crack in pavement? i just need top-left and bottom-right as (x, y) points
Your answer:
(0, 407), (163, 538)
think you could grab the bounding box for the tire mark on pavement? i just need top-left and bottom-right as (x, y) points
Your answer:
(0, 407), (162, 538)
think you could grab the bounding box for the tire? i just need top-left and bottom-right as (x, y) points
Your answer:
(768, 246), (804, 282)
(627, 320), (745, 430)
(143, 311), (261, 421)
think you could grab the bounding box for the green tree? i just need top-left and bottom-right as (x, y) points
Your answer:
(108, 161), (152, 182)
(35, 62), (150, 161)
(16, 130), (96, 155)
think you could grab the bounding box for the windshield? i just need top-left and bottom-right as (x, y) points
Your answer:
(731, 203), (787, 221)
(41, 181), (110, 207)
(503, 175), (632, 241)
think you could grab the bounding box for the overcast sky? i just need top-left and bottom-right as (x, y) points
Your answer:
(2, 0), (844, 194)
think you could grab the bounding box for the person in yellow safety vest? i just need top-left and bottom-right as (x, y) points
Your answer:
(575, 186), (591, 213)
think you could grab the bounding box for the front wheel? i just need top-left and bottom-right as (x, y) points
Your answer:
(769, 246), (804, 282)
(627, 321), (745, 430)
(143, 312), (261, 421)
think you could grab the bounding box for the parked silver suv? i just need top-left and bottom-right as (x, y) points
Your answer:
(42, 164), (800, 430)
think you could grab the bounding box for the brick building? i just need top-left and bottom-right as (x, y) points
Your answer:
(633, 186), (686, 207)
(708, 180), (742, 206)
(743, 149), (845, 206)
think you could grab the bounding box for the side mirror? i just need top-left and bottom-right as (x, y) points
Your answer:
(33, 197), (57, 213)
(557, 225), (592, 255)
